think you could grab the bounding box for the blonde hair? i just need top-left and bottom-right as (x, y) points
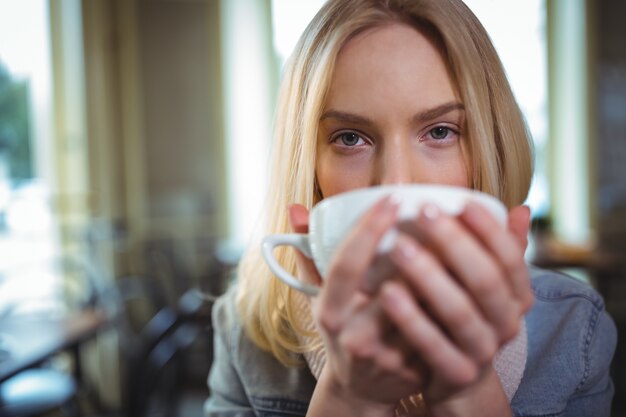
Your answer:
(237, 0), (533, 365)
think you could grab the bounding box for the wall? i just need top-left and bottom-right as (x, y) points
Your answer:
(593, 0), (626, 415)
(79, 0), (228, 404)
(138, 0), (227, 241)
(595, 0), (626, 254)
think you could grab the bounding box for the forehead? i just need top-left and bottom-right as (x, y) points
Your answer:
(325, 22), (459, 113)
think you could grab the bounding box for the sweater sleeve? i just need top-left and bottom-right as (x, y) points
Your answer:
(204, 291), (256, 417)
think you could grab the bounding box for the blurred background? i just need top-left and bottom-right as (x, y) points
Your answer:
(0, 0), (624, 416)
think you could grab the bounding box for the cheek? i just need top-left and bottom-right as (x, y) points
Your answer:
(423, 141), (471, 187)
(443, 164), (471, 187)
(315, 143), (472, 196)
(315, 151), (371, 198)
(454, 146), (472, 188)
(423, 152), (471, 188)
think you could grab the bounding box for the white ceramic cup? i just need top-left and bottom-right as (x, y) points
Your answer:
(261, 184), (507, 296)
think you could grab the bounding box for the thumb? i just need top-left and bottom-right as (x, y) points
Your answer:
(288, 203), (310, 234)
(287, 204), (322, 287)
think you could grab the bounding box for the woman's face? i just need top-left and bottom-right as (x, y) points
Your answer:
(316, 23), (469, 198)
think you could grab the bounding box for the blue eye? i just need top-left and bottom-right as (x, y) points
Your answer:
(339, 132), (360, 146)
(430, 126), (450, 140)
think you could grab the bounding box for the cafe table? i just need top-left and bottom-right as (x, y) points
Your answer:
(0, 309), (110, 383)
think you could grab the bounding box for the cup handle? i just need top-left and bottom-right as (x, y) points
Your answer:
(261, 234), (321, 296)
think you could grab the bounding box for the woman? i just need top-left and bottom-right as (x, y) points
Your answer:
(206, 0), (616, 415)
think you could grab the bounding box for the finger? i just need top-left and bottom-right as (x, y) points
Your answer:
(319, 196), (399, 333)
(416, 204), (522, 343)
(383, 321), (430, 384)
(508, 205), (531, 250)
(460, 202), (534, 313)
(288, 204), (322, 287)
(338, 301), (385, 359)
(288, 203), (310, 234)
(389, 234), (498, 365)
(339, 301), (423, 385)
(361, 253), (398, 294)
(379, 280), (478, 387)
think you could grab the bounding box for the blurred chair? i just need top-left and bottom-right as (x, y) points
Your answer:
(124, 289), (208, 417)
(140, 234), (236, 386)
(78, 220), (226, 416)
(143, 236), (235, 308)
(87, 277), (212, 417)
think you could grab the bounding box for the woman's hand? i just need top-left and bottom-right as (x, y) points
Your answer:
(289, 198), (423, 415)
(380, 202), (533, 408)
(288, 199), (533, 415)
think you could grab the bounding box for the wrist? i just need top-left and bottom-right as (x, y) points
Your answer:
(426, 368), (512, 417)
(308, 365), (396, 417)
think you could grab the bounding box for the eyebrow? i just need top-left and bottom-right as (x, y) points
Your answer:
(320, 110), (374, 126)
(320, 102), (465, 125)
(412, 102), (465, 124)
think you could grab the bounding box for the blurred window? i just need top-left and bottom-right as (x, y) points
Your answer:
(463, 0), (549, 217)
(271, 0), (327, 67)
(0, 0), (61, 314)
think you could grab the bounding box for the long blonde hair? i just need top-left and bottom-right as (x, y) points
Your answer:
(237, 0), (533, 365)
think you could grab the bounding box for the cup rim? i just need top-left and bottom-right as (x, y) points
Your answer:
(314, 184), (504, 212)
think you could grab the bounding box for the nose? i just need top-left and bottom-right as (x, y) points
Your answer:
(376, 138), (414, 185)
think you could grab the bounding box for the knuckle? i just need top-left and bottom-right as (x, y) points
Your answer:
(327, 259), (352, 280)
(396, 297), (416, 321)
(453, 361), (479, 387)
(501, 249), (525, 272)
(476, 331), (498, 365)
(447, 304), (473, 328)
(516, 280), (535, 313)
(473, 268), (502, 298)
(350, 344), (371, 360)
(338, 322), (379, 360)
(338, 331), (358, 352)
(318, 311), (342, 335)
(371, 213), (392, 234)
(521, 291), (535, 312)
(378, 350), (403, 372)
(506, 299), (523, 318)
(434, 216), (458, 241)
(361, 209), (393, 240)
(499, 316), (521, 343)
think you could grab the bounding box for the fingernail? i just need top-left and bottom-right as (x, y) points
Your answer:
(420, 203), (441, 222)
(382, 193), (401, 211)
(396, 239), (419, 261)
(378, 229), (398, 254)
(463, 201), (482, 218)
(381, 282), (411, 314)
(389, 192), (403, 206)
(381, 281), (401, 304)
